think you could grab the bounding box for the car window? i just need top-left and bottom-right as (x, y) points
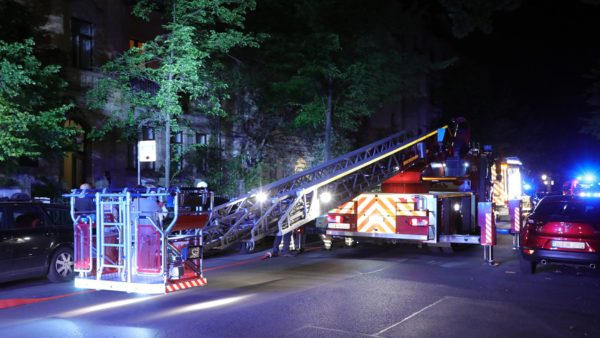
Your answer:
(534, 199), (600, 222)
(11, 206), (45, 229)
(44, 207), (71, 228)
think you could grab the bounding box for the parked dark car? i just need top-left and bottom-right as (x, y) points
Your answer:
(0, 199), (75, 283)
(519, 195), (600, 273)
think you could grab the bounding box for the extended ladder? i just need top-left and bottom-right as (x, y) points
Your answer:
(203, 126), (449, 251)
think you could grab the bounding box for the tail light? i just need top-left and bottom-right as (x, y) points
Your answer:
(410, 217), (429, 226)
(327, 215), (345, 223)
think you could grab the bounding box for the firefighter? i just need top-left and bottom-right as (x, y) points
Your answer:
(74, 183), (95, 214)
(270, 231), (293, 257)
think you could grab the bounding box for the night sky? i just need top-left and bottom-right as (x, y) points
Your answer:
(453, 0), (600, 186)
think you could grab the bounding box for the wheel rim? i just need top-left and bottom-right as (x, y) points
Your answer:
(55, 251), (74, 277)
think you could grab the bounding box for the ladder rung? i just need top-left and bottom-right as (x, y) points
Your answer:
(103, 222), (124, 226)
(102, 264), (125, 268)
(103, 243), (124, 248)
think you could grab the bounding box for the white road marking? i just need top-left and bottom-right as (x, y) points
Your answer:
(300, 325), (380, 337)
(373, 296), (449, 336)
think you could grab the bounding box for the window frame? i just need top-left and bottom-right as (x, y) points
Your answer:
(71, 17), (94, 69)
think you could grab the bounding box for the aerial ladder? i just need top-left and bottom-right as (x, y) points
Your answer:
(202, 126), (450, 252)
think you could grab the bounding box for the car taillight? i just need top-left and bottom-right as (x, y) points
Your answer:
(327, 215), (344, 223)
(410, 217), (429, 226)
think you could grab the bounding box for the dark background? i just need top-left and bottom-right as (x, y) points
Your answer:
(449, 0), (600, 186)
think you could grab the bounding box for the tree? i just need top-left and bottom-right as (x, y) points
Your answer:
(89, 0), (259, 187)
(248, 0), (438, 162)
(0, 39), (75, 166)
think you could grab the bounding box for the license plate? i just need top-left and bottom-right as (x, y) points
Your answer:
(552, 241), (585, 249)
(328, 223), (350, 230)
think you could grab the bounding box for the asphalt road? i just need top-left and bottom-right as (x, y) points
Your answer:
(1, 231), (599, 338)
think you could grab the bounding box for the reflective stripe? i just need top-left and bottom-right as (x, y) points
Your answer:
(514, 207), (520, 232)
(485, 213), (493, 245)
(357, 196), (396, 233)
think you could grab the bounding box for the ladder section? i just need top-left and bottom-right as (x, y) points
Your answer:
(96, 192), (131, 281)
(203, 126), (448, 251)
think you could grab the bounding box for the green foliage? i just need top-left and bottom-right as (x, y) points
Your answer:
(88, 0), (259, 186)
(0, 39), (76, 164)
(249, 0), (447, 160)
(186, 142), (262, 197)
(439, 0), (521, 38)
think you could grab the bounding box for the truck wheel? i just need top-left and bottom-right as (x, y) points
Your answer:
(519, 257), (536, 274)
(48, 247), (75, 282)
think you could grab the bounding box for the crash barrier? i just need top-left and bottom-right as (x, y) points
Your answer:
(65, 187), (212, 293)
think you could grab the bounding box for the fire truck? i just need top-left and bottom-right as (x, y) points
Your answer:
(324, 120), (497, 251)
(67, 119), (503, 295)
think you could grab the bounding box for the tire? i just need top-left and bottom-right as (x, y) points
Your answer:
(519, 257), (536, 274)
(48, 247), (75, 282)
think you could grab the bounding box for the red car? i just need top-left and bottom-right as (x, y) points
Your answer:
(519, 195), (600, 274)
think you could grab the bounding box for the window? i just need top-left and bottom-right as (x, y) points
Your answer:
(143, 127), (155, 140)
(534, 198), (600, 222)
(11, 207), (45, 229)
(129, 39), (143, 50)
(196, 133), (207, 145)
(44, 208), (71, 228)
(72, 18), (94, 69)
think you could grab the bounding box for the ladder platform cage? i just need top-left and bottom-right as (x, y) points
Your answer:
(65, 187), (213, 293)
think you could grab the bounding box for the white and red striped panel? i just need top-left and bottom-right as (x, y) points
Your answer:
(166, 277), (207, 293)
(357, 195), (397, 233)
(513, 207), (520, 233)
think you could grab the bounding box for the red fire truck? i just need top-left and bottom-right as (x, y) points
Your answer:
(324, 121), (496, 251)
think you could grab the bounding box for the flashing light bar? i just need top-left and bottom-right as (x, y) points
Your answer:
(506, 158), (522, 165)
(579, 192), (600, 198)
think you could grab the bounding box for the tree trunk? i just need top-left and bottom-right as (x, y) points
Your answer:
(324, 77), (333, 162)
(164, 119), (171, 188)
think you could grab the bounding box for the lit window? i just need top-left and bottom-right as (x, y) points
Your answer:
(196, 133), (207, 145)
(173, 132), (183, 144)
(72, 18), (93, 69)
(129, 39), (143, 50)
